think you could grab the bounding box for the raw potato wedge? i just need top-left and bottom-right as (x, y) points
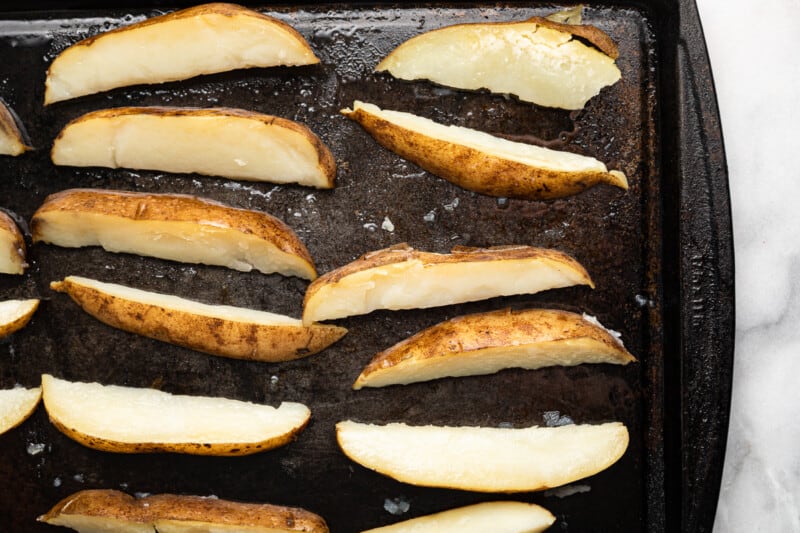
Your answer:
(0, 210), (27, 274)
(45, 3), (319, 105)
(0, 99), (30, 155)
(51, 276), (347, 362)
(376, 16), (620, 110)
(361, 501), (555, 533)
(52, 107), (336, 188)
(354, 308), (635, 389)
(0, 386), (41, 435)
(303, 243), (592, 323)
(0, 299), (39, 338)
(31, 189), (317, 279)
(337, 420), (629, 492)
(40, 490), (330, 533)
(41, 374), (310, 455)
(343, 101), (627, 200)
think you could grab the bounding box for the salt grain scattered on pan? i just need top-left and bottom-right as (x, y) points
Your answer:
(543, 484), (591, 498)
(384, 497), (410, 515)
(381, 217), (395, 232)
(443, 197), (460, 212)
(53, 477), (61, 487)
(582, 313), (624, 346)
(26, 442), (46, 456)
(294, 211), (302, 218)
(363, 223), (378, 232)
(134, 492), (151, 499)
(73, 474), (85, 483)
(423, 210), (436, 222)
(543, 410), (574, 427)
(305, 193), (316, 202)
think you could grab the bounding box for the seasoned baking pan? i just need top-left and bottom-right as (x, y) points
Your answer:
(0, 1), (733, 531)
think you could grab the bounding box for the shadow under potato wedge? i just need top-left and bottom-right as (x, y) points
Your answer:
(31, 189), (317, 279)
(41, 374), (311, 456)
(51, 107), (336, 188)
(40, 490), (330, 533)
(44, 2), (320, 105)
(342, 101), (627, 200)
(51, 275), (346, 363)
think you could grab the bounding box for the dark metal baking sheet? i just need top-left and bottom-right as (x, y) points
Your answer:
(0, 1), (733, 532)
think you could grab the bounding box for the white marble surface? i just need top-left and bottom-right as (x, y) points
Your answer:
(696, 0), (800, 531)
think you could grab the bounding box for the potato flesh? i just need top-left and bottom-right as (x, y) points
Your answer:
(351, 101), (612, 173)
(53, 114), (329, 186)
(46, 11), (318, 104)
(44, 515), (151, 533)
(0, 130), (26, 156)
(357, 339), (630, 388)
(306, 259), (588, 322)
(0, 386), (41, 435)
(67, 276), (300, 326)
(155, 521), (301, 533)
(337, 421), (629, 492)
(377, 22), (620, 110)
(42, 375), (309, 445)
(362, 501), (555, 533)
(0, 299), (39, 336)
(35, 212), (311, 278)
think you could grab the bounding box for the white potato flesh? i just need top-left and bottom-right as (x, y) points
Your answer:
(45, 5), (319, 104)
(52, 111), (334, 187)
(337, 421), (629, 492)
(0, 386), (41, 435)
(155, 522), (300, 533)
(35, 213), (312, 279)
(65, 276), (300, 326)
(361, 501), (555, 533)
(357, 339), (632, 388)
(351, 101), (620, 175)
(0, 100), (28, 156)
(0, 231), (25, 275)
(42, 516), (150, 533)
(41, 375), (310, 446)
(305, 259), (589, 323)
(377, 21), (620, 110)
(0, 299), (39, 337)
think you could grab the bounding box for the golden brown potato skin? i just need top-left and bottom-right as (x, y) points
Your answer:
(52, 107), (336, 188)
(51, 278), (346, 362)
(0, 211), (26, 274)
(31, 188), (316, 278)
(524, 16), (618, 59)
(306, 242), (593, 299)
(343, 106), (626, 200)
(356, 308), (635, 387)
(40, 489), (330, 532)
(46, 415), (308, 456)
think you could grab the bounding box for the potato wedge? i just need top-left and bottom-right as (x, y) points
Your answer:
(342, 101), (626, 200)
(52, 107), (336, 188)
(337, 420), (629, 492)
(0, 99), (30, 156)
(361, 501), (555, 533)
(41, 374), (310, 455)
(303, 243), (592, 323)
(376, 16), (620, 110)
(0, 210), (27, 274)
(40, 490), (330, 533)
(45, 3), (319, 105)
(0, 299), (39, 338)
(354, 308), (635, 389)
(0, 386), (41, 436)
(31, 189), (316, 279)
(51, 276), (346, 362)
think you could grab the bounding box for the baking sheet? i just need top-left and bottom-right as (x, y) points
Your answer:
(0, 3), (683, 531)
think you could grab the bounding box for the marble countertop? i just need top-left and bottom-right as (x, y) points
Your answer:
(696, 0), (800, 531)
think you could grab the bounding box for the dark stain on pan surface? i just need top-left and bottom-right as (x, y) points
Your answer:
(0, 4), (660, 532)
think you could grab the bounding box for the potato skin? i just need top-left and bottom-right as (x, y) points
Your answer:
(343, 106), (626, 200)
(0, 210), (26, 274)
(52, 107), (336, 188)
(40, 489), (330, 532)
(355, 308), (635, 388)
(51, 277), (346, 362)
(0, 100), (30, 155)
(31, 188), (316, 279)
